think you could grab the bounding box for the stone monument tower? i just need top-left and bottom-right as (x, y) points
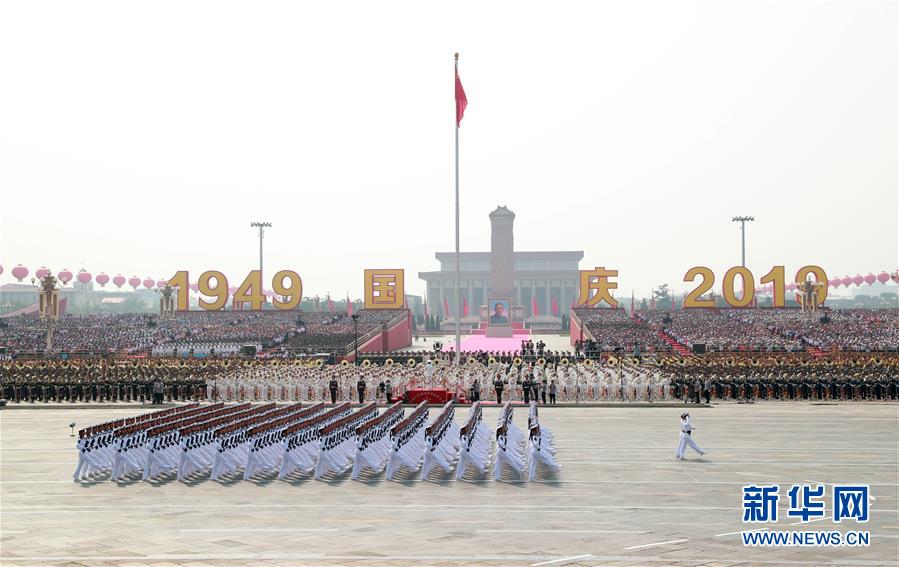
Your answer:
(487, 205), (516, 338)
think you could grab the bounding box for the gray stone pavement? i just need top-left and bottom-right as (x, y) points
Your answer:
(1, 403), (896, 566)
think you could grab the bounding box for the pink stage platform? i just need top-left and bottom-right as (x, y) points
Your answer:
(447, 333), (528, 353)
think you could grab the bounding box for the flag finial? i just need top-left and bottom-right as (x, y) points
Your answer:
(454, 52), (459, 61)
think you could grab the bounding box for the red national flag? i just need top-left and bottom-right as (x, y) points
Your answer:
(443, 296), (450, 319)
(327, 295), (334, 313)
(455, 69), (467, 126)
(346, 294), (353, 316)
(551, 296), (559, 317)
(462, 295), (469, 317)
(531, 295), (539, 317)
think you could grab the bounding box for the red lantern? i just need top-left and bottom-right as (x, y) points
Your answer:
(841, 276), (852, 287)
(58, 269), (73, 284)
(113, 274), (126, 288)
(76, 269), (92, 284)
(36, 266), (50, 279)
(852, 274), (864, 287)
(156, 279), (167, 289)
(864, 273), (876, 285)
(11, 265), (28, 281)
(877, 271), (889, 284)
(96, 273), (110, 286)
(128, 276), (141, 289)
(142, 278), (154, 289)
(892, 271), (899, 284)
(0, 265), (3, 276)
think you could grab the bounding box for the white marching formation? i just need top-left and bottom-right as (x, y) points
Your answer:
(456, 402), (493, 479)
(493, 402), (527, 480)
(351, 402), (405, 479)
(385, 403), (429, 480)
(527, 402), (560, 480)
(73, 401), (560, 483)
(420, 402), (461, 479)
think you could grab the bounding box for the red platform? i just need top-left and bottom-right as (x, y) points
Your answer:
(405, 388), (454, 404)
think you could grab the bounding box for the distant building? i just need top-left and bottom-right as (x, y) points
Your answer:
(0, 283), (154, 316)
(418, 206), (583, 326)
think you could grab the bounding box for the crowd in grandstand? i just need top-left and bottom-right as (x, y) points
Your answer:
(637, 309), (805, 352)
(281, 310), (406, 353)
(1, 313), (168, 354)
(577, 307), (899, 353)
(0, 309), (406, 356)
(3, 308), (895, 358)
(749, 309), (899, 351)
(574, 308), (672, 352)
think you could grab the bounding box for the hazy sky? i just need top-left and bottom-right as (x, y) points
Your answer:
(1, 0), (896, 300)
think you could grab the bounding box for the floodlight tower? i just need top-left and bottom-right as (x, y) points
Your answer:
(732, 216), (754, 267)
(250, 221), (272, 277)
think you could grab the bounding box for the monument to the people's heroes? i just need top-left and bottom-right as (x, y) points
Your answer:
(487, 206), (519, 337)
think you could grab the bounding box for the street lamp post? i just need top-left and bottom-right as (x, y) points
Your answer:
(250, 221), (272, 277)
(731, 216), (754, 267)
(351, 313), (360, 365)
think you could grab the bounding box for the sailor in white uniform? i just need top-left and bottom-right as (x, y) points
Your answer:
(675, 412), (705, 459)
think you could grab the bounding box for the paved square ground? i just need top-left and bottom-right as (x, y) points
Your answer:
(1, 403), (896, 566)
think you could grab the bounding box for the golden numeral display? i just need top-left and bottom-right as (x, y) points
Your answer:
(683, 267), (715, 308)
(167, 270), (302, 311)
(271, 270), (303, 310)
(759, 265), (785, 307)
(683, 265), (827, 308)
(721, 266), (754, 308)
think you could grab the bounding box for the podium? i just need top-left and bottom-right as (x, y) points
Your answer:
(405, 389), (454, 404)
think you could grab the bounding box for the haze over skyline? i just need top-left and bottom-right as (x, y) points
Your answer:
(1, 0), (896, 301)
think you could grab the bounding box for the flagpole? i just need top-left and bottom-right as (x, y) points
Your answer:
(453, 52), (461, 365)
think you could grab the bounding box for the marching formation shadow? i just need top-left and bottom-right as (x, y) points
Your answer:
(74, 454), (563, 487)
